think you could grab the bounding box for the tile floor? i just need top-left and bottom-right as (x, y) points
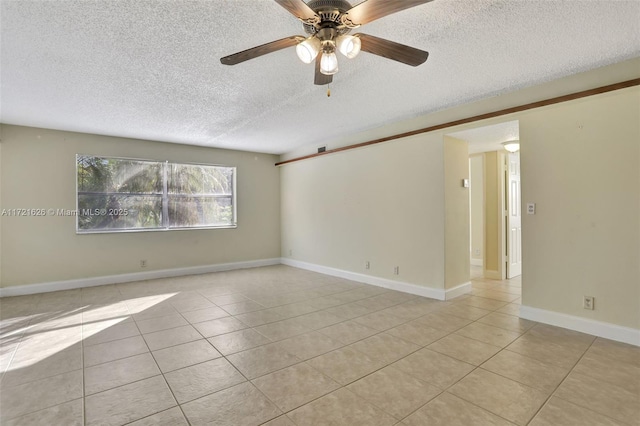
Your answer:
(0, 265), (638, 425)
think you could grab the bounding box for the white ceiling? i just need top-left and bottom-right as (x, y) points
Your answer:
(1, 0), (639, 155)
(448, 120), (519, 154)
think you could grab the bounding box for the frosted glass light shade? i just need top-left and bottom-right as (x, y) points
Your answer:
(296, 37), (321, 64)
(320, 52), (339, 75)
(337, 35), (361, 59)
(502, 141), (520, 153)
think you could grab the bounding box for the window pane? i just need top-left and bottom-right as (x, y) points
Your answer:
(77, 156), (162, 194)
(168, 163), (233, 195)
(77, 194), (163, 231)
(168, 196), (233, 228)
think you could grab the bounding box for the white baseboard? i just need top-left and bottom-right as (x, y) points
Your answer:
(470, 258), (483, 267)
(281, 258), (454, 301)
(445, 282), (472, 300)
(519, 305), (640, 347)
(0, 258), (282, 298)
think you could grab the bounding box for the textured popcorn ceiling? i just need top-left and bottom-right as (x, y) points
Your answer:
(1, 0), (639, 155)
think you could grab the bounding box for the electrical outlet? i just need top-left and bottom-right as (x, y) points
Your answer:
(140, 259), (147, 268)
(288, 249), (292, 256)
(365, 261), (370, 270)
(474, 249), (480, 256)
(583, 296), (594, 310)
(393, 266), (399, 275)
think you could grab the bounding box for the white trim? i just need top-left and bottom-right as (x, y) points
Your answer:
(281, 258), (448, 300)
(470, 258), (483, 267)
(519, 305), (640, 347)
(445, 281), (472, 300)
(0, 258), (281, 297)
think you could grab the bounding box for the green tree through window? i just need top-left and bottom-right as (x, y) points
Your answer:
(76, 156), (236, 233)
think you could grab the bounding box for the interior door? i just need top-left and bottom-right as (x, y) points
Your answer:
(507, 152), (522, 278)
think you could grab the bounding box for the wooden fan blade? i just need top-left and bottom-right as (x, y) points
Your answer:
(314, 55), (333, 85)
(342, 0), (433, 27)
(274, 0), (320, 24)
(220, 36), (304, 65)
(358, 33), (428, 66)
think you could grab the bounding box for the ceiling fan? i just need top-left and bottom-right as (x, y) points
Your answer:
(220, 0), (432, 86)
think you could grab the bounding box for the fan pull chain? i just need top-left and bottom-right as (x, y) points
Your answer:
(327, 83), (331, 97)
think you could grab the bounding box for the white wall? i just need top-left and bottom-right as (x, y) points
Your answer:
(444, 136), (470, 289)
(281, 133), (446, 290)
(469, 155), (484, 265)
(0, 125), (281, 288)
(519, 87), (640, 329)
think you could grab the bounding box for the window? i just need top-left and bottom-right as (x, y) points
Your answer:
(76, 155), (236, 233)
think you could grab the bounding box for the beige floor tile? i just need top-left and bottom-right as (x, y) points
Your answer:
(265, 302), (318, 319)
(317, 319), (378, 345)
(588, 337), (640, 367)
(455, 322), (522, 347)
(181, 382), (281, 426)
(85, 352), (160, 394)
(152, 339), (221, 372)
(83, 320), (140, 346)
(164, 357), (246, 403)
(306, 295), (347, 310)
(506, 334), (586, 369)
(192, 316), (247, 337)
(427, 334), (501, 366)
(495, 303), (521, 316)
(208, 328), (272, 355)
(142, 324), (202, 350)
(449, 369), (548, 425)
(127, 407), (189, 426)
(227, 343), (301, 379)
(347, 365), (440, 419)
(254, 319), (311, 341)
(252, 363), (340, 412)
(392, 348), (474, 389)
(135, 313), (188, 334)
(477, 312), (536, 333)
(131, 303), (179, 321)
(413, 312), (472, 333)
(386, 320), (449, 346)
(221, 301), (265, 315)
(352, 310), (407, 331)
(83, 335), (148, 367)
(3, 398), (83, 426)
(273, 331), (343, 360)
(402, 392), (516, 426)
(181, 306), (229, 324)
(457, 296), (508, 311)
(527, 324), (595, 352)
(572, 350), (640, 394)
(529, 396), (626, 426)
(0, 370), (83, 421)
(292, 310), (345, 330)
(171, 298), (217, 314)
(324, 302), (375, 320)
(439, 304), (492, 321)
(3, 342), (82, 387)
(355, 295), (400, 311)
(553, 371), (640, 424)
(235, 310), (286, 327)
(288, 388), (396, 426)
(481, 349), (570, 392)
(206, 294), (250, 306)
(473, 289), (520, 302)
(348, 332), (420, 364)
(307, 346), (385, 385)
(85, 375), (176, 426)
(262, 415), (296, 426)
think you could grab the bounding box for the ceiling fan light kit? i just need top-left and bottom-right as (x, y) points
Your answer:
(221, 0), (432, 85)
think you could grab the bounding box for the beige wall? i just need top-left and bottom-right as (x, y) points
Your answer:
(483, 151), (503, 278)
(0, 125), (281, 287)
(444, 136), (470, 289)
(520, 87), (640, 329)
(469, 155), (484, 264)
(281, 133), (446, 289)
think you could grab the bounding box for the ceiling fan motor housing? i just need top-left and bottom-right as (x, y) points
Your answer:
(303, 0), (353, 35)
